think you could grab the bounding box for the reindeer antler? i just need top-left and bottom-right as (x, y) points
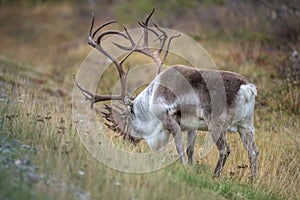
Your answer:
(113, 8), (181, 74)
(74, 9), (180, 108)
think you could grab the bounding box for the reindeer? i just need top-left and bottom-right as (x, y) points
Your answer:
(74, 9), (259, 179)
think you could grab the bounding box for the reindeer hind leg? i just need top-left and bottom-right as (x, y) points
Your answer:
(238, 126), (259, 181)
(212, 130), (230, 178)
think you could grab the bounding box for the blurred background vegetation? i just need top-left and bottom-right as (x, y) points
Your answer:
(1, 0), (299, 73)
(1, 0), (299, 112)
(2, 0), (299, 46)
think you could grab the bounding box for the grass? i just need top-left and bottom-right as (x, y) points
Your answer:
(1, 77), (281, 200)
(0, 84), (281, 199)
(0, 1), (299, 200)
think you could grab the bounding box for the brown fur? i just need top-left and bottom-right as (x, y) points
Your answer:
(157, 65), (249, 107)
(171, 65), (248, 106)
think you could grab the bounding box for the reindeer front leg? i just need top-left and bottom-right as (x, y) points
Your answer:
(151, 104), (186, 164)
(187, 130), (197, 164)
(163, 114), (186, 164)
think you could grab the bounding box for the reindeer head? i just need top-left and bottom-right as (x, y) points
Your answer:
(101, 103), (142, 144)
(74, 9), (179, 143)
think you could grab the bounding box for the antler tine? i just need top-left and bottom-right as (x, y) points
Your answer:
(111, 24), (144, 53)
(73, 75), (123, 108)
(95, 30), (128, 46)
(138, 21), (160, 38)
(89, 12), (95, 37)
(141, 8), (155, 48)
(88, 13), (118, 48)
(92, 21), (118, 39)
(123, 25), (135, 46)
(161, 33), (181, 68)
(93, 29), (128, 65)
(93, 29), (129, 67)
(144, 8), (155, 26)
(112, 19), (158, 53)
(153, 22), (167, 54)
(88, 13), (128, 63)
(120, 32), (143, 65)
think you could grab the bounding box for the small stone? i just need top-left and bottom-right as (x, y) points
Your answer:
(12, 139), (21, 146)
(24, 159), (31, 166)
(15, 159), (22, 166)
(21, 144), (30, 149)
(292, 50), (298, 58)
(238, 163), (248, 169)
(78, 170), (85, 176)
(114, 182), (122, 186)
(2, 148), (12, 154)
(27, 172), (40, 183)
